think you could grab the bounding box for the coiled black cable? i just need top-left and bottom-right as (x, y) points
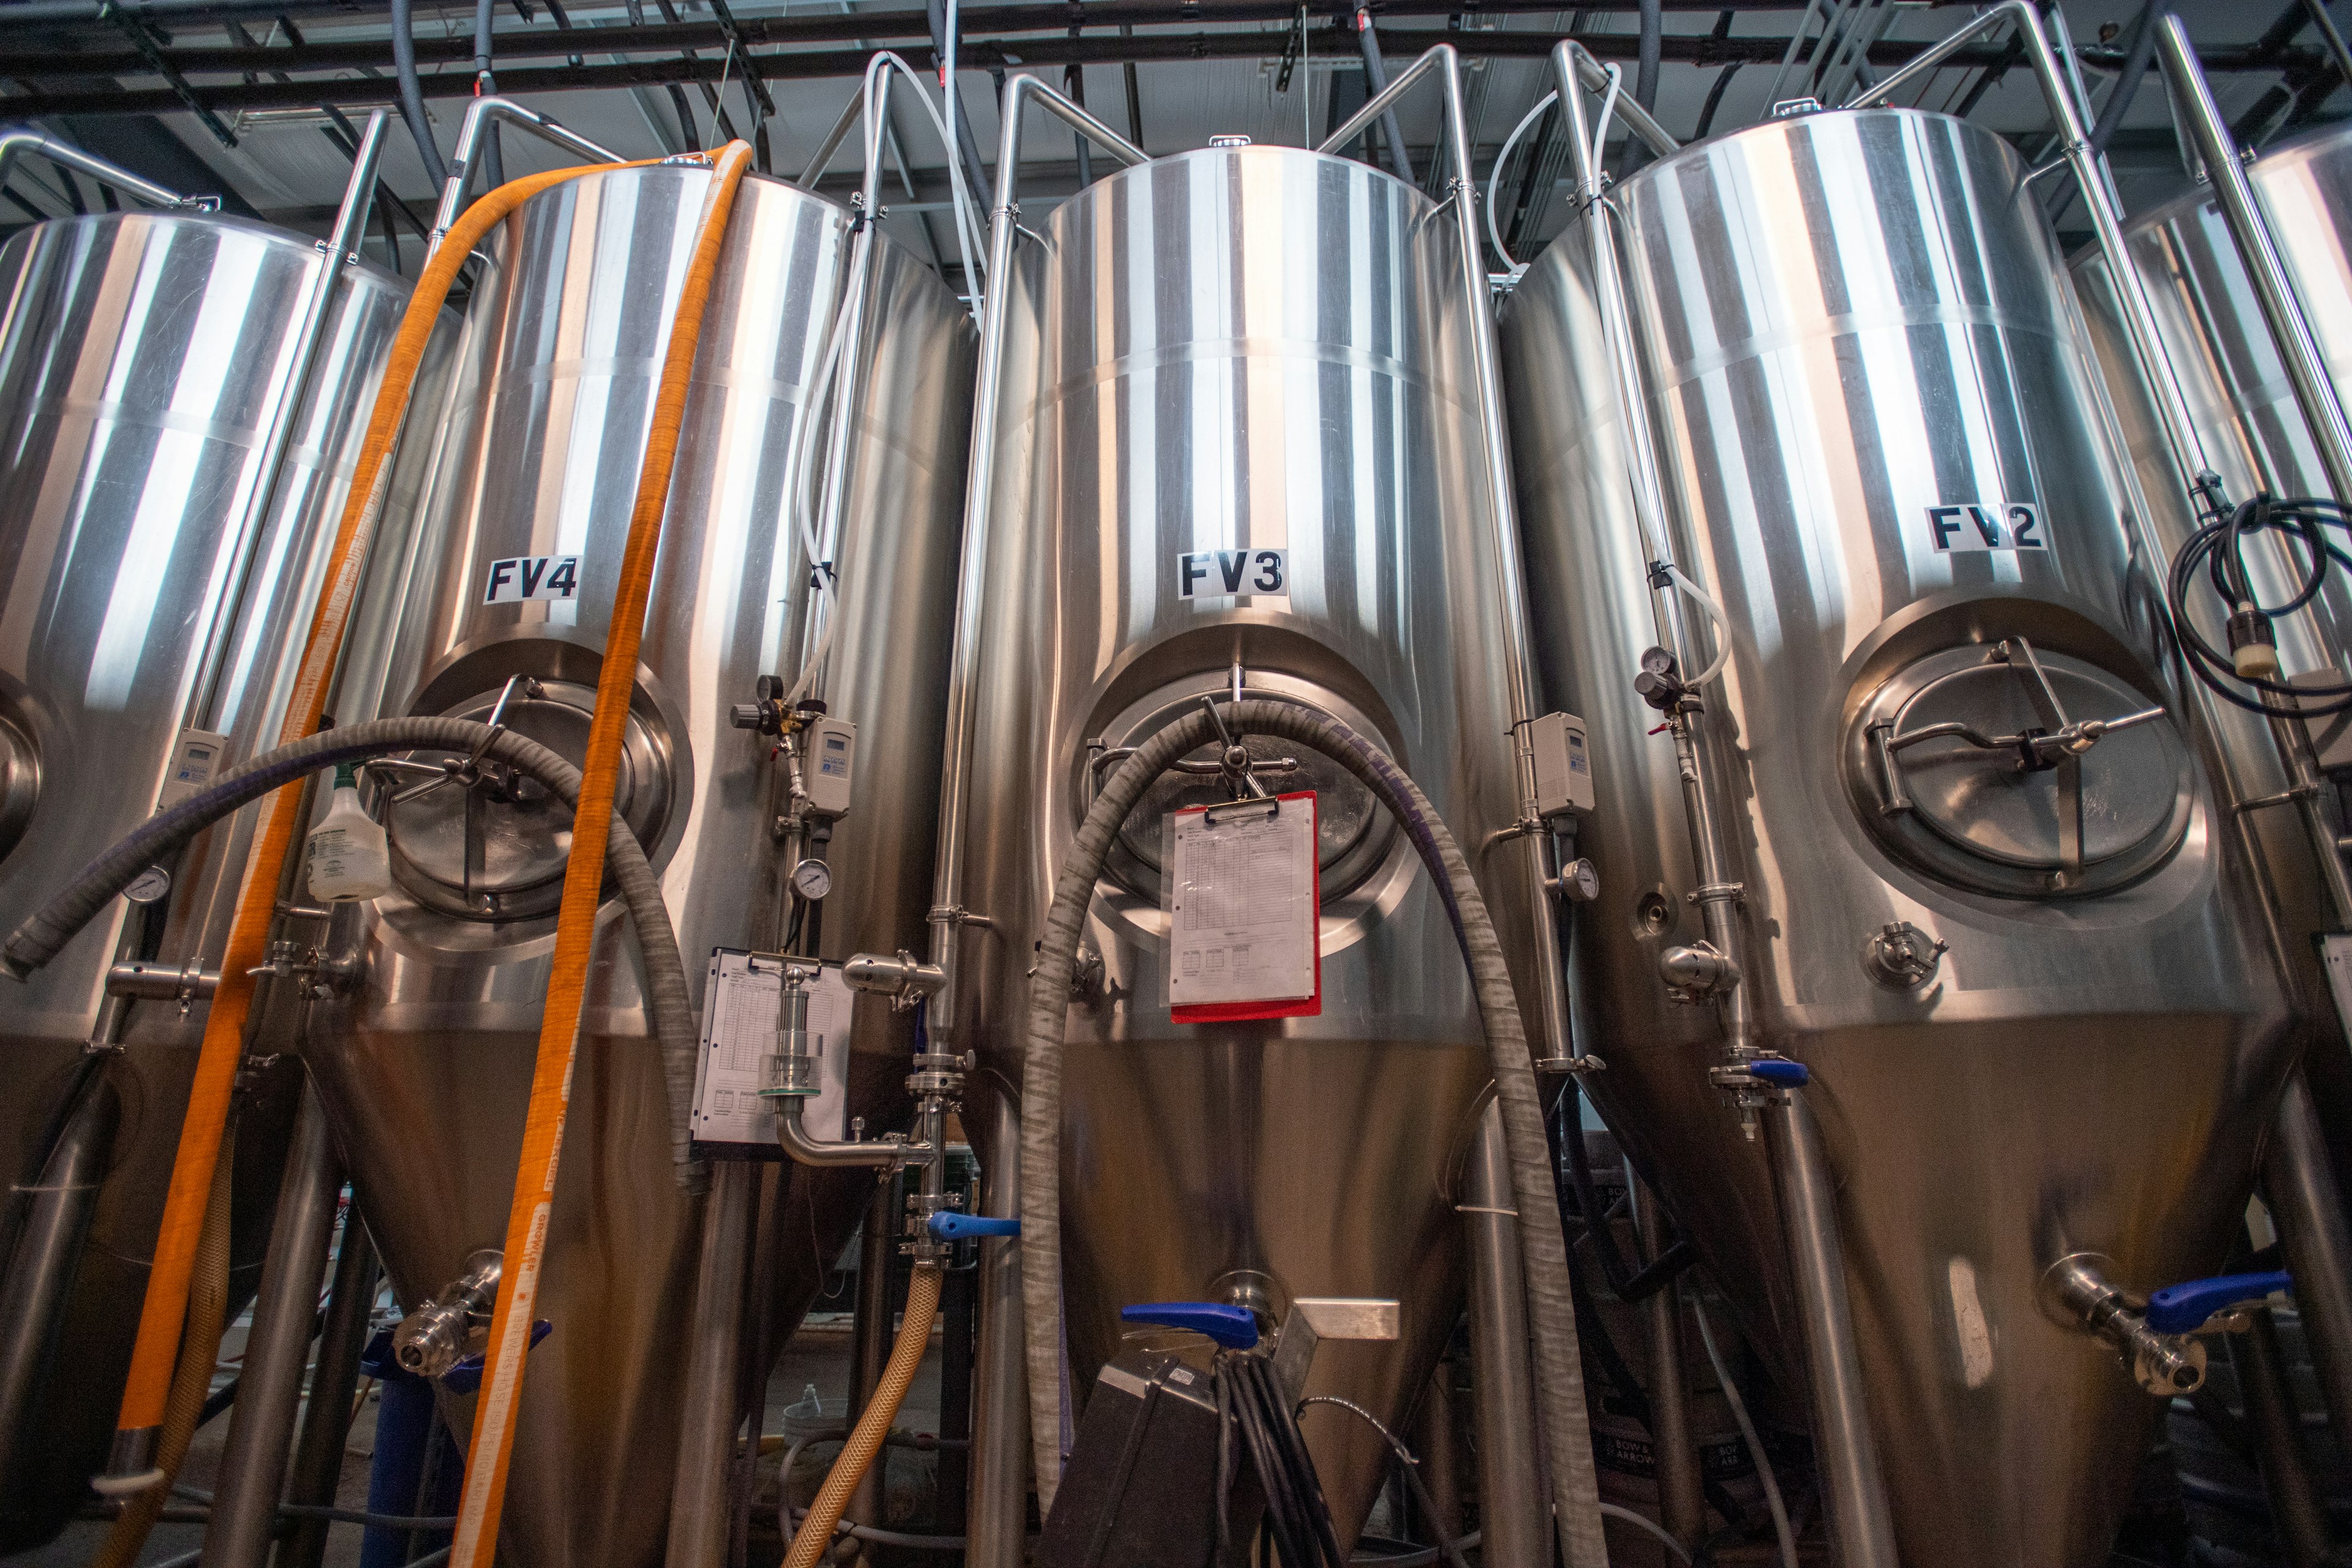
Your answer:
(2166, 488), (2352, 718)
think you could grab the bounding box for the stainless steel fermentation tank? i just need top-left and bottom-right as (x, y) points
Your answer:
(1500, 104), (2293, 1567)
(310, 163), (973, 1568)
(2075, 115), (2352, 1075)
(948, 135), (1550, 1542)
(0, 202), (420, 1545)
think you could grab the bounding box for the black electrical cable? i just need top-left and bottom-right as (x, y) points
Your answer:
(2166, 489), (2352, 718)
(1216, 1351), (1346, 1568)
(387, 0), (447, 186)
(2089, 1), (2165, 158)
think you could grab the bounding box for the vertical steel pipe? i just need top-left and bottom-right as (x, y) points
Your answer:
(0, 1066), (119, 1503)
(1768, 1088), (1898, 1568)
(272, 1197), (375, 1568)
(1631, 1179), (1702, 1551)
(1463, 1104), (1547, 1568)
(2230, 1309), (2332, 1568)
(187, 110), (388, 733)
(203, 1083), (344, 1568)
(2154, 15), (2352, 510)
(2263, 1072), (2352, 1446)
(847, 1174), (897, 1531)
(664, 1160), (755, 1568)
(964, 1087), (1028, 1568)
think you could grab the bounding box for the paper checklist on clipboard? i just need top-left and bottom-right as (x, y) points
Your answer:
(1167, 791), (1322, 1022)
(689, 951), (855, 1152)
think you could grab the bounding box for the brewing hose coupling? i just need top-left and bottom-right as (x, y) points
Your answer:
(2039, 1253), (2208, 1395)
(393, 1250), (503, 1379)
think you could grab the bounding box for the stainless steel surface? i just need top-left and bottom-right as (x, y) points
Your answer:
(1500, 102), (2293, 1568)
(1768, 1090), (1898, 1568)
(1464, 1104), (1547, 1568)
(0, 199), (417, 1544)
(944, 123), (1546, 1547)
(2229, 1308), (2332, 1568)
(665, 1159), (753, 1568)
(312, 162), (973, 1568)
(1630, 1177), (1702, 1553)
(2262, 1072), (2352, 1443)
(203, 1082), (345, 1568)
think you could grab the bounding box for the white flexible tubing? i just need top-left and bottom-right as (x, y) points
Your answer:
(1692, 1298), (1798, 1568)
(1589, 62), (1625, 181)
(783, 51), (987, 712)
(1665, 563), (1734, 687)
(1486, 90), (1557, 270)
(862, 51), (985, 304)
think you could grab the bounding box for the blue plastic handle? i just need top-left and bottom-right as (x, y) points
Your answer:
(442, 1319), (553, 1392)
(1747, 1058), (1810, 1087)
(2144, 1270), (2293, 1335)
(927, 1212), (1022, 1240)
(1120, 1301), (1261, 1350)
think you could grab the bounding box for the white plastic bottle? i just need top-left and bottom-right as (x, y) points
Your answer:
(307, 761), (391, 901)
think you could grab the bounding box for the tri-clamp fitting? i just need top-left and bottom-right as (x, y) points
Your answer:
(393, 1250), (503, 1379)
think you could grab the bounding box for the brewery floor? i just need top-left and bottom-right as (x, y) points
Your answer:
(21, 1308), (950, 1568)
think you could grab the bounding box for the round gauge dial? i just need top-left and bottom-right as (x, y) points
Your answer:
(790, 858), (834, 901)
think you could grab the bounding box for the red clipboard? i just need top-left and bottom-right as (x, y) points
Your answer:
(1169, 790), (1322, 1023)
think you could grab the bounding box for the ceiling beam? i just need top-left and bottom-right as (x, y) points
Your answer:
(0, 16), (2320, 118)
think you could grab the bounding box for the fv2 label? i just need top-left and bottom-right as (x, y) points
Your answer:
(1925, 503), (2045, 553)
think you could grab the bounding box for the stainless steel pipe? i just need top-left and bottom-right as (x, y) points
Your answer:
(186, 110), (389, 734)
(2152, 14), (2352, 512)
(1769, 1089), (1898, 1568)
(203, 1084), (344, 1568)
(1463, 1103), (1547, 1568)
(663, 1160), (755, 1568)
(2263, 1072), (2352, 1446)
(0, 1066), (118, 1513)
(1632, 1178), (1702, 1553)
(271, 1197), (374, 1568)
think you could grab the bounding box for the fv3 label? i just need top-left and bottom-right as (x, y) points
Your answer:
(1177, 548), (1287, 598)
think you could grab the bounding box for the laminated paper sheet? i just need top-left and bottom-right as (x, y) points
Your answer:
(690, 951), (854, 1152)
(1167, 791), (1321, 1022)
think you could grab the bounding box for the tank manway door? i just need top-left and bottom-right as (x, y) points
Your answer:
(1847, 637), (2190, 898)
(385, 675), (676, 922)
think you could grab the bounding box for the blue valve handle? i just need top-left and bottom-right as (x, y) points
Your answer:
(2144, 1270), (2293, 1335)
(927, 1212), (1022, 1240)
(442, 1319), (553, 1393)
(1747, 1058), (1809, 1087)
(1120, 1302), (1261, 1350)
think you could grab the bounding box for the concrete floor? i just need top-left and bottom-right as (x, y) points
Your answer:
(13, 1302), (949, 1568)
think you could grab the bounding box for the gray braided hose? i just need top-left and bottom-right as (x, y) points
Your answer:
(1, 716), (706, 1191)
(1019, 698), (1607, 1566)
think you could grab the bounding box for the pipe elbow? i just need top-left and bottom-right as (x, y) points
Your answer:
(773, 1098), (899, 1169)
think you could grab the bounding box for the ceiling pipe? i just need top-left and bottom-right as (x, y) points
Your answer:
(7, 26), (2312, 119)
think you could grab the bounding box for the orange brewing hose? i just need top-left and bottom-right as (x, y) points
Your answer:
(106, 152), (672, 1479)
(446, 137), (755, 1568)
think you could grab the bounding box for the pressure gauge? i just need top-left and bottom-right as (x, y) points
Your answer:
(790, 858), (834, 902)
(124, 865), (173, 905)
(1639, 646), (1679, 679)
(1559, 858), (1600, 903)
